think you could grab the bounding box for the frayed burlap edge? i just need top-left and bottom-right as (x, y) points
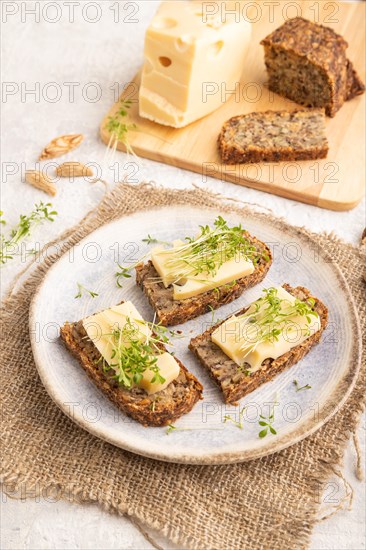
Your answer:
(1, 182), (365, 550)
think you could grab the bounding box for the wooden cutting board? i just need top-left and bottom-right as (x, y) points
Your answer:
(100, 1), (365, 211)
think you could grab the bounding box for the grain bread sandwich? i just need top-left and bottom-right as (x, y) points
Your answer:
(136, 216), (272, 326)
(189, 284), (328, 404)
(261, 17), (365, 117)
(218, 109), (328, 164)
(60, 301), (202, 426)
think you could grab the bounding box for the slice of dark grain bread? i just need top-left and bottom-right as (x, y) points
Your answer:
(60, 309), (203, 427)
(189, 284), (328, 404)
(260, 17), (364, 117)
(218, 109), (328, 164)
(346, 59), (366, 101)
(135, 232), (272, 327)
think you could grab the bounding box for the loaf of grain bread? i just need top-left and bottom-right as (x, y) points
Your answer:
(60, 310), (203, 427)
(189, 284), (328, 404)
(261, 17), (365, 117)
(136, 232), (272, 326)
(218, 109), (328, 164)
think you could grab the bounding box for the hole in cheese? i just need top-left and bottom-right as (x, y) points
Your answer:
(158, 56), (172, 67)
(208, 40), (224, 58)
(175, 36), (191, 52)
(151, 17), (176, 29)
(194, 10), (224, 30)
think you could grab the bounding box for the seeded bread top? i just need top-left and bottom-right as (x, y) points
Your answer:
(261, 17), (348, 67)
(220, 109), (327, 151)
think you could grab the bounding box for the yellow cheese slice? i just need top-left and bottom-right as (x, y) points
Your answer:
(151, 242), (254, 300)
(139, 1), (251, 127)
(138, 353), (180, 395)
(151, 240), (185, 287)
(173, 257), (254, 300)
(82, 301), (179, 394)
(83, 302), (144, 367)
(212, 287), (321, 372)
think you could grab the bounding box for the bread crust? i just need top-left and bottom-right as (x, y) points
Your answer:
(218, 109), (328, 164)
(136, 233), (272, 326)
(346, 59), (366, 101)
(60, 313), (203, 427)
(189, 284), (328, 404)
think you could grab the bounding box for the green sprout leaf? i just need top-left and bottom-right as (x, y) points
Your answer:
(293, 379), (312, 392)
(166, 424), (177, 434)
(105, 99), (137, 155)
(115, 263), (133, 288)
(142, 234), (172, 246)
(142, 234), (158, 245)
(257, 403), (278, 439)
(223, 407), (246, 429)
(74, 282), (99, 299)
(0, 202), (57, 265)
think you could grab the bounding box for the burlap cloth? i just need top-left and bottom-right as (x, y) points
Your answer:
(1, 183), (365, 550)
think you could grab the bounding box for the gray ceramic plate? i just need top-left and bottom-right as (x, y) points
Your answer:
(30, 206), (361, 464)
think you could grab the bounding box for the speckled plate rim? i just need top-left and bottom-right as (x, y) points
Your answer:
(29, 205), (362, 465)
